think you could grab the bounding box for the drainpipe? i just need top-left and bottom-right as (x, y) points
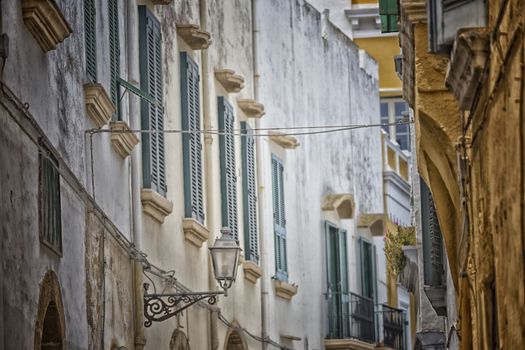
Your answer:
(127, 1), (146, 349)
(199, 1), (220, 349)
(251, 1), (269, 349)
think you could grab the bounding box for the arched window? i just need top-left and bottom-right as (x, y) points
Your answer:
(225, 329), (247, 350)
(170, 329), (190, 350)
(34, 271), (66, 350)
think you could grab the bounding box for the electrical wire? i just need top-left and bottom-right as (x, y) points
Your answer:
(86, 120), (412, 138)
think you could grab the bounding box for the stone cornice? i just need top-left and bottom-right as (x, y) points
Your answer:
(110, 121), (139, 159)
(445, 28), (490, 110)
(215, 69), (245, 93)
(237, 99), (265, 118)
(176, 24), (212, 50)
(22, 0), (72, 52)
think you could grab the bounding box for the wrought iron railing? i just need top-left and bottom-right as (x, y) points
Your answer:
(379, 304), (404, 349)
(326, 292), (375, 343)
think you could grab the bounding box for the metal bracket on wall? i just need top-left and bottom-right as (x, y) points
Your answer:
(143, 283), (224, 327)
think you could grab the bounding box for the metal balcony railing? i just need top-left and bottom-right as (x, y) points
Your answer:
(378, 304), (404, 349)
(325, 292), (375, 344)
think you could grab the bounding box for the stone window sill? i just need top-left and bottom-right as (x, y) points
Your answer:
(237, 99), (265, 118)
(110, 121), (139, 158)
(84, 83), (115, 128)
(177, 24), (211, 50)
(273, 279), (298, 300)
(182, 218), (210, 247)
(324, 338), (375, 350)
(22, 0), (72, 52)
(141, 189), (173, 224)
(242, 260), (262, 283)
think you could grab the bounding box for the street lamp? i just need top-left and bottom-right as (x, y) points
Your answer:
(143, 227), (241, 327)
(209, 227), (241, 293)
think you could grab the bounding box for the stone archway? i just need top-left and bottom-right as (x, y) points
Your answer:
(170, 329), (190, 350)
(224, 326), (248, 350)
(34, 270), (66, 350)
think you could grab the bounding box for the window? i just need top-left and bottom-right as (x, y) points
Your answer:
(218, 97), (238, 240)
(428, 0), (486, 52)
(139, 6), (166, 196)
(39, 149), (62, 254)
(381, 99), (410, 151)
(181, 52), (204, 223)
(272, 155), (287, 281)
(84, 0), (97, 82)
(241, 122), (258, 262)
(358, 238), (376, 300)
(326, 222), (349, 339)
(108, 0), (120, 117)
(379, 0), (398, 33)
(420, 179), (444, 286)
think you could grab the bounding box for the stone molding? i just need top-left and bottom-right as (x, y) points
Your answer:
(273, 279), (298, 300)
(446, 28), (490, 110)
(22, 0), (72, 52)
(110, 121), (139, 159)
(215, 69), (245, 93)
(150, 0), (172, 4)
(324, 338), (375, 350)
(357, 213), (385, 236)
(84, 83), (116, 128)
(268, 131), (300, 149)
(176, 24), (211, 50)
(182, 218), (210, 247)
(141, 189), (173, 224)
(242, 260), (262, 283)
(321, 193), (355, 219)
(237, 99), (265, 118)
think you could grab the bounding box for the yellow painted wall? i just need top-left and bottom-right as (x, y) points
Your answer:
(354, 36), (402, 96)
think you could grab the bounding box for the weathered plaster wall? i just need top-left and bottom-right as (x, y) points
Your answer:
(256, 0), (382, 347)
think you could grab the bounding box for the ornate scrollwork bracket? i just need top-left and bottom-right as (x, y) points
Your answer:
(143, 283), (224, 327)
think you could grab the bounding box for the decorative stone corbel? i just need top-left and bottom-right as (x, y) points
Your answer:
(243, 260), (262, 283)
(215, 69), (245, 93)
(445, 28), (490, 110)
(182, 218), (210, 247)
(357, 213), (385, 236)
(84, 83), (115, 128)
(176, 24), (211, 50)
(141, 189), (173, 224)
(110, 121), (139, 158)
(269, 131), (300, 149)
(273, 279), (298, 300)
(22, 0), (72, 52)
(237, 99), (265, 118)
(321, 193), (355, 219)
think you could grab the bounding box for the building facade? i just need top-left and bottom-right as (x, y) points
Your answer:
(398, 0), (525, 348)
(0, 0), (394, 350)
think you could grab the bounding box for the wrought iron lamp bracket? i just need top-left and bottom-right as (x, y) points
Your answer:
(143, 283), (223, 327)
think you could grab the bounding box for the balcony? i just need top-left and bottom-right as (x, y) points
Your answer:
(325, 293), (406, 350)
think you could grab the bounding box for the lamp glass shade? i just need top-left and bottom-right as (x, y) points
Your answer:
(209, 228), (241, 289)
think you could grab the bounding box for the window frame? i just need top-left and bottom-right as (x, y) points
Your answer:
(272, 154), (288, 281)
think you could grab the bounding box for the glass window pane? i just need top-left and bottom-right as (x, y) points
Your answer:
(380, 102), (389, 134)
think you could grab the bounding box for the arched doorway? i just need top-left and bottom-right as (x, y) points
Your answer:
(34, 271), (66, 350)
(170, 329), (190, 350)
(224, 327), (247, 350)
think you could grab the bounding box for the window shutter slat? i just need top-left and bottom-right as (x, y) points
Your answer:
(108, 0), (120, 114)
(272, 155), (287, 280)
(181, 53), (205, 223)
(84, 0), (97, 82)
(219, 97), (238, 240)
(242, 122), (258, 262)
(139, 6), (166, 196)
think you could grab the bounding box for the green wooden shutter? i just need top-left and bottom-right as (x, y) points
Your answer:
(181, 52), (204, 223)
(139, 6), (166, 196)
(421, 178), (444, 286)
(40, 151), (62, 254)
(272, 155), (287, 281)
(84, 0), (97, 82)
(326, 222), (341, 338)
(241, 122), (258, 262)
(379, 0), (398, 33)
(109, 0), (120, 118)
(339, 229), (350, 337)
(218, 97), (238, 240)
